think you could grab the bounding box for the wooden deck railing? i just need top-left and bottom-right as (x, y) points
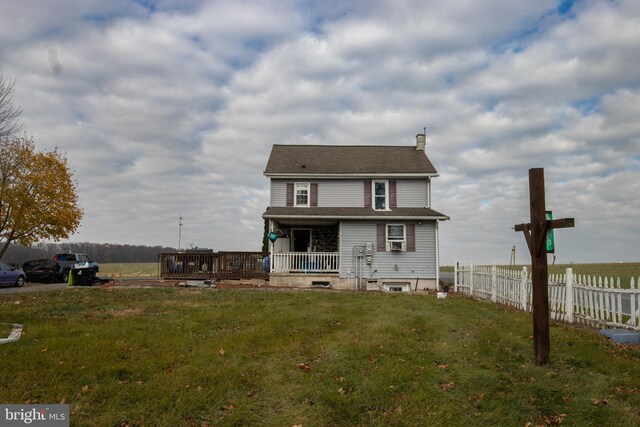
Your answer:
(160, 251), (268, 280)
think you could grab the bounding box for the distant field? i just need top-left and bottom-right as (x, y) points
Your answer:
(442, 262), (640, 288)
(100, 263), (159, 278)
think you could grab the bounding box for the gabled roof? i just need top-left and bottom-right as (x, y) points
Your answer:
(264, 145), (438, 176)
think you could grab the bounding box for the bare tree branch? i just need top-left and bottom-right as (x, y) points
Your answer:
(0, 68), (23, 140)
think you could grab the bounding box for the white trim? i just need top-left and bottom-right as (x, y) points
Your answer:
(386, 224), (406, 251)
(436, 221), (440, 286)
(265, 173), (439, 179)
(372, 180), (389, 211)
(294, 182), (310, 207)
(264, 215), (449, 221)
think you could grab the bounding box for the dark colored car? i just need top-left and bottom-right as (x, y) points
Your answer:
(53, 253), (99, 282)
(22, 259), (63, 283)
(0, 261), (26, 287)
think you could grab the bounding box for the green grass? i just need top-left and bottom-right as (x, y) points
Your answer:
(1, 288), (639, 426)
(0, 322), (13, 338)
(100, 262), (159, 278)
(442, 262), (640, 288)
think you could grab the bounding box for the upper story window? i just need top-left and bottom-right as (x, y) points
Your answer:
(373, 180), (388, 210)
(295, 182), (310, 207)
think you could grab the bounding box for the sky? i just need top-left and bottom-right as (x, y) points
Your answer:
(0, 0), (638, 265)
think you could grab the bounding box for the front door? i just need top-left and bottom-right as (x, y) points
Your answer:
(292, 229), (311, 252)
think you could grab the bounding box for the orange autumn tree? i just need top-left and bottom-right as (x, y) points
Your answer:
(0, 136), (83, 258)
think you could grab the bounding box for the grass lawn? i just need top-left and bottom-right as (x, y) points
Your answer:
(1, 288), (639, 426)
(0, 322), (13, 338)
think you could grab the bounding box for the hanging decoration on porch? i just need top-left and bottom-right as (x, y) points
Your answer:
(267, 231), (279, 242)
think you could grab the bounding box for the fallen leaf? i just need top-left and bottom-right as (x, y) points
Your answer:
(221, 404), (236, 411)
(562, 396), (571, 403)
(530, 377), (537, 384)
(219, 348), (225, 356)
(437, 363), (448, 369)
(543, 414), (566, 425)
(297, 362), (311, 373)
(440, 381), (454, 391)
(81, 385), (89, 393)
(59, 397), (66, 405)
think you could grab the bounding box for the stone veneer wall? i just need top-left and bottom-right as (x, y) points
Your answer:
(310, 225), (338, 252)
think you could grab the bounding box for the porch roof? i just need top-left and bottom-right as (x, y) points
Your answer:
(263, 206), (449, 221)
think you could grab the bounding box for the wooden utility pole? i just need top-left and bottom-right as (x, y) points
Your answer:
(514, 168), (574, 366)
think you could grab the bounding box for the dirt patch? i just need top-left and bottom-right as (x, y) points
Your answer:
(110, 307), (144, 317)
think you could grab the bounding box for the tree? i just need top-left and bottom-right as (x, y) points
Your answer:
(0, 136), (83, 258)
(0, 69), (22, 140)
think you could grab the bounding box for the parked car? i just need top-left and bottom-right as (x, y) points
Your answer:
(0, 261), (26, 287)
(53, 253), (99, 282)
(22, 259), (63, 283)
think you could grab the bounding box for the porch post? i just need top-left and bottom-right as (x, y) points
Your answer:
(269, 220), (274, 273)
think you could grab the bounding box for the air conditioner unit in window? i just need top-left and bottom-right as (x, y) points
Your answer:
(390, 241), (404, 251)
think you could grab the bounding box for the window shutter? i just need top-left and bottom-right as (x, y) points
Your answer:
(286, 183), (294, 207)
(364, 180), (372, 208)
(377, 223), (386, 252)
(389, 180), (397, 208)
(310, 183), (318, 207)
(406, 223), (416, 252)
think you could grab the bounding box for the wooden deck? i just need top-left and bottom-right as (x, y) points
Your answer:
(160, 251), (268, 280)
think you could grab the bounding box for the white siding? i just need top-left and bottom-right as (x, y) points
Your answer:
(270, 179), (430, 208)
(340, 221), (437, 279)
(396, 180), (428, 207)
(270, 180), (287, 207)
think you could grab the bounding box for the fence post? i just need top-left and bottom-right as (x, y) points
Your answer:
(520, 266), (528, 311)
(565, 267), (574, 323)
(491, 264), (497, 303)
(454, 262), (458, 293)
(469, 262), (474, 297)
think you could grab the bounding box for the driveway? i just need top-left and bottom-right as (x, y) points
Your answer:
(0, 282), (68, 295)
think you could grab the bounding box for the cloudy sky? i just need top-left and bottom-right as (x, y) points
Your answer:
(1, 0), (638, 265)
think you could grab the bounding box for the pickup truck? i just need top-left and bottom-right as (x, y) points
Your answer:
(53, 253), (99, 282)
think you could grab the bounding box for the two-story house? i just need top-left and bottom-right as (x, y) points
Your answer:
(262, 133), (449, 291)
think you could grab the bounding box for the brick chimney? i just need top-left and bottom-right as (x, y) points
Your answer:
(416, 133), (426, 151)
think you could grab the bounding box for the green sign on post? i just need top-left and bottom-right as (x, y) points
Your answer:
(546, 211), (554, 253)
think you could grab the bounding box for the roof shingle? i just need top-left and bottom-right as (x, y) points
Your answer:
(264, 145), (438, 175)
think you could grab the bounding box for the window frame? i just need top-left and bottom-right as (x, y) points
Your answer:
(294, 182), (310, 207)
(372, 180), (389, 211)
(386, 224), (406, 251)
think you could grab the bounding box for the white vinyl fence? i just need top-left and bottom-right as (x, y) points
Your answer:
(455, 264), (640, 331)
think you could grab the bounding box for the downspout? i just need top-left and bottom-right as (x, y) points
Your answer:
(435, 221), (440, 289)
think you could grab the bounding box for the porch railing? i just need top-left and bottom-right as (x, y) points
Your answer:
(271, 252), (339, 273)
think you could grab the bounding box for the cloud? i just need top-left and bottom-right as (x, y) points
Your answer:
(0, 0), (638, 264)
